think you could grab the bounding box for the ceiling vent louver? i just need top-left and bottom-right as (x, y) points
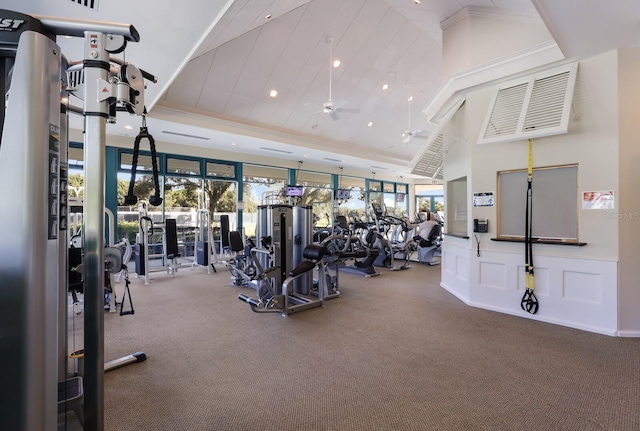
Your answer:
(70, 0), (99, 10)
(411, 132), (444, 180)
(478, 63), (578, 144)
(411, 98), (465, 179)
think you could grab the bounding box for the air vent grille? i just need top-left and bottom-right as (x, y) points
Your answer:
(483, 83), (527, 139)
(479, 63), (577, 144)
(412, 133), (443, 179)
(70, 0), (99, 10)
(522, 71), (570, 131)
(259, 147), (292, 154)
(162, 131), (210, 140)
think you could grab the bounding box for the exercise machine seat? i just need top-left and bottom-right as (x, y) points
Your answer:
(229, 230), (244, 253)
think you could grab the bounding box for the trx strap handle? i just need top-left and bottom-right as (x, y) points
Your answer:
(521, 138), (539, 314)
(124, 111), (163, 206)
(119, 265), (135, 316)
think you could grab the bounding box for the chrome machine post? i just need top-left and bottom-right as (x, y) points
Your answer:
(81, 31), (110, 430)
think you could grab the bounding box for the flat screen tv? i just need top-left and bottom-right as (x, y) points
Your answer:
(285, 185), (303, 197)
(335, 188), (351, 200)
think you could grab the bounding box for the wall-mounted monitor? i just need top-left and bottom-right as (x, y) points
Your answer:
(335, 188), (351, 200)
(395, 193), (406, 203)
(285, 185), (303, 197)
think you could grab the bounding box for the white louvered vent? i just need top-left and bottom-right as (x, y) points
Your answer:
(411, 98), (465, 179)
(482, 82), (528, 139)
(70, 0), (100, 10)
(478, 63), (577, 144)
(411, 132), (444, 179)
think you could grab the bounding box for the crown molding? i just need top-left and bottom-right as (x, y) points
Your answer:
(423, 40), (565, 125)
(442, 6), (544, 31)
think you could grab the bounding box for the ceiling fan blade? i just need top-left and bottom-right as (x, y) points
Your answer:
(402, 135), (412, 144)
(412, 131), (430, 140)
(336, 107), (360, 114)
(329, 110), (338, 121)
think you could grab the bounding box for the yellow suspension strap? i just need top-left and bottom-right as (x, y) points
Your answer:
(521, 138), (539, 314)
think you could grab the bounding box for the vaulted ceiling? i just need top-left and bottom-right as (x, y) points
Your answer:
(5, 0), (640, 181)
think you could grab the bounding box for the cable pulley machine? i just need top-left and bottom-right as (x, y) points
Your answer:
(0, 9), (154, 431)
(521, 138), (539, 314)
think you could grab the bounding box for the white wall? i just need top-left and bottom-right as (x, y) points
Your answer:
(617, 48), (640, 335)
(442, 8), (553, 81)
(441, 50), (627, 336)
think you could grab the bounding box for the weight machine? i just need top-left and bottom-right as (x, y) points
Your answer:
(238, 204), (340, 316)
(0, 9), (152, 431)
(191, 208), (218, 273)
(134, 202), (181, 285)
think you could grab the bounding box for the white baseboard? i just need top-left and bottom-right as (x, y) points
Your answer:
(440, 282), (620, 337)
(616, 330), (640, 337)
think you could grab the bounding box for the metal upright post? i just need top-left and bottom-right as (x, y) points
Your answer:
(58, 82), (70, 383)
(82, 31), (109, 431)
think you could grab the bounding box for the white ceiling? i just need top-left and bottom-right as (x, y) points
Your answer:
(5, 0), (640, 181)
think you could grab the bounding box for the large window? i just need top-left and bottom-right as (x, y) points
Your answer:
(205, 179), (237, 252)
(164, 176), (201, 262)
(415, 184), (444, 221)
(242, 164), (288, 237)
(335, 176), (366, 223)
(297, 170), (332, 228)
(117, 150), (164, 243)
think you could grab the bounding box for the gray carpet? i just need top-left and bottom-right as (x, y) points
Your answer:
(59, 262), (640, 431)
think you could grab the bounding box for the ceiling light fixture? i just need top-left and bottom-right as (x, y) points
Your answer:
(367, 121), (374, 127)
(123, 125), (133, 130)
(264, 14), (272, 19)
(408, 96), (414, 102)
(269, 89), (278, 97)
(413, 0), (421, 4)
(333, 59), (341, 68)
(382, 84), (389, 90)
(231, 142), (237, 146)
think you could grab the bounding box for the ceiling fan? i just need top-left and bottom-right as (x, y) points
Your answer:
(312, 37), (360, 121)
(401, 93), (429, 144)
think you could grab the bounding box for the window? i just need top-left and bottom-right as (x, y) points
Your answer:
(335, 176), (366, 222)
(242, 164), (288, 237)
(446, 176), (467, 236)
(206, 162), (235, 179)
(166, 157), (201, 176)
(296, 170), (332, 228)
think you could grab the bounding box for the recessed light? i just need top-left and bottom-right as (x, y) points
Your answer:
(408, 96), (414, 102)
(123, 125), (133, 130)
(333, 59), (341, 68)
(367, 121), (374, 127)
(231, 142), (237, 146)
(269, 89), (278, 97)
(382, 84), (389, 90)
(413, 0), (421, 4)
(264, 14), (272, 19)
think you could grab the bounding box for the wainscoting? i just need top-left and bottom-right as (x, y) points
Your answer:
(441, 241), (618, 336)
